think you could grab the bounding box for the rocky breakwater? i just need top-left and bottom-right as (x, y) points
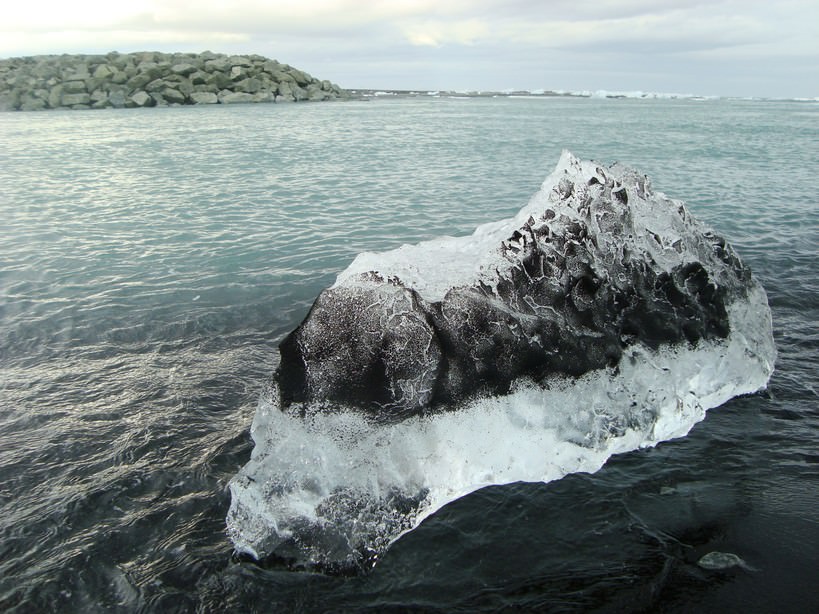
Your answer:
(0, 51), (348, 111)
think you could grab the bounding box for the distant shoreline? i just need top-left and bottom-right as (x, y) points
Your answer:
(350, 89), (819, 103)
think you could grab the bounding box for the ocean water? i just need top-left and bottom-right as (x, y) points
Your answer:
(0, 97), (816, 612)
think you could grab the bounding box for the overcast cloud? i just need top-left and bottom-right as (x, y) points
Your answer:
(2, 0), (816, 97)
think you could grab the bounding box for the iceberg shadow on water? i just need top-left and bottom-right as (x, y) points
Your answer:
(226, 151), (776, 571)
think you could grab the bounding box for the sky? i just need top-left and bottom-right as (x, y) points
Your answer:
(2, 0), (817, 98)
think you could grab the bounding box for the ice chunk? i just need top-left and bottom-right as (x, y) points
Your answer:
(226, 152), (775, 570)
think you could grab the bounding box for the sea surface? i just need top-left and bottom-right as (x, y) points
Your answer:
(0, 96), (816, 612)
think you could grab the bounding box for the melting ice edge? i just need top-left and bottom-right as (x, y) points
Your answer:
(226, 151), (776, 569)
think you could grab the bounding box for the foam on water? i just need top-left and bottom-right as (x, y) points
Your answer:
(227, 281), (774, 568)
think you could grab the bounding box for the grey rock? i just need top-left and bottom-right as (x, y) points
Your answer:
(206, 71), (233, 90)
(171, 63), (197, 76)
(93, 64), (114, 80)
(204, 57), (231, 73)
(62, 80), (87, 94)
(61, 92), (91, 106)
(111, 70), (129, 84)
(129, 90), (153, 107)
(234, 77), (262, 93)
(32, 62), (59, 80)
(252, 91), (274, 103)
(277, 81), (293, 97)
(228, 55), (252, 67)
(110, 55), (133, 71)
(306, 84), (327, 101)
(126, 73), (152, 90)
(193, 83), (218, 94)
(262, 60), (281, 73)
(64, 66), (90, 81)
(189, 91), (218, 104)
(20, 96), (46, 111)
(175, 78), (194, 96)
(48, 85), (63, 108)
(218, 91), (254, 104)
(145, 78), (168, 93)
(189, 70), (209, 85)
(90, 89), (108, 103)
(108, 90), (127, 108)
(162, 87), (186, 104)
(288, 67), (311, 86)
(136, 61), (162, 79)
(270, 69), (294, 84)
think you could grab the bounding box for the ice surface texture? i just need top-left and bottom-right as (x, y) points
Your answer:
(227, 151), (775, 569)
(280, 150), (751, 418)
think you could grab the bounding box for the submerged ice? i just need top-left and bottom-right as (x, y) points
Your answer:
(227, 151), (775, 569)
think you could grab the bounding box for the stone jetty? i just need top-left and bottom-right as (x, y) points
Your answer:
(0, 51), (348, 111)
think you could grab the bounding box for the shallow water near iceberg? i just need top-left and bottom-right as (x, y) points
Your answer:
(0, 97), (817, 611)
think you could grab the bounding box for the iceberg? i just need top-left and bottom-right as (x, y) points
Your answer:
(226, 151), (775, 570)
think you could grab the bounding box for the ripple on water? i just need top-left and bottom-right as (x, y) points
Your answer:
(0, 98), (816, 611)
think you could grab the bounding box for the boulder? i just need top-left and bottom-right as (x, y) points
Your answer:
(189, 70), (209, 85)
(126, 73), (152, 90)
(108, 89), (127, 108)
(61, 92), (90, 106)
(277, 81), (293, 98)
(218, 90), (254, 104)
(20, 95), (46, 111)
(228, 55), (253, 67)
(170, 63), (197, 76)
(204, 57), (231, 73)
(129, 90), (153, 107)
(145, 78), (168, 92)
(252, 91), (274, 103)
(111, 70), (129, 84)
(206, 71), (233, 90)
(162, 87), (186, 104)
(234, 77), (261, 93)
(62, 80), (87, 94)
(93, 64), (115, 80)
(90, 89), (108, 104)
(189, 91), (218, 104)
(306, 83), (327, 101)
(288, 67), (311, 86)
(48, 84), (63, 108)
